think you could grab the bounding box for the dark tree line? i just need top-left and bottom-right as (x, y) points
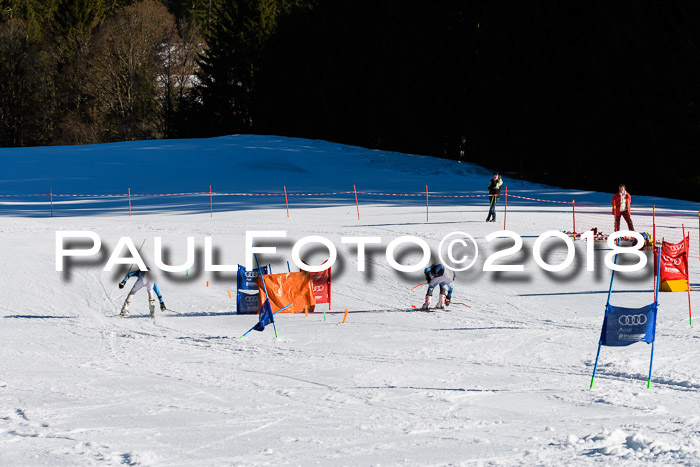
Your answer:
(1, 1), (699, 200)
(0, 0), (205, 144)
(251, 1), (700, 201)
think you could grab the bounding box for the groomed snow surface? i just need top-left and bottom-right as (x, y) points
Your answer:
(1, 135), (699, 466)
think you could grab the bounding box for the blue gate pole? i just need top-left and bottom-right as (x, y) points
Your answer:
(254, 251), (278, 339)
(605, 240), (619, 308)
(592, 238), (620, 388)
(590, 340), (603, 388)
(647, 342), (655, 389)
(239, 303), (292, 339)
(254, 253), (269, 297)
(648, 247), (662, 388)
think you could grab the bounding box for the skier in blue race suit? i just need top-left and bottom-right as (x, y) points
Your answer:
(118, 270), (166, 318)
(421, 264), (455, 310)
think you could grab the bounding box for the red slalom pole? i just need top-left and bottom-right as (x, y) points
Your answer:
(210, 185), (213, 217)
(50, 188), (53, 217)
(652, 205), (656, 292)
(354, 184), (360, 220)
(128, 188), (131, 216)
(654, 245), (659, 304)
(683, 225), (692, 326)
(426, 185), (429, 222)
(572, 199), (576, 239)
(653, 205), (656, 247)
(503, 185), (508, 230)
(284, 186), (289, 217)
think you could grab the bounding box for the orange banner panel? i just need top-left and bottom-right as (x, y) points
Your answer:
(257, 272), (316, 314)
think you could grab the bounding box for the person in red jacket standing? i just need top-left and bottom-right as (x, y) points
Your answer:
(611, 184), (634, 231)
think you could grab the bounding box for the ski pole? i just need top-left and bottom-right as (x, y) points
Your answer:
(126, 238), (147, 275)
(410, 282), (426, 290)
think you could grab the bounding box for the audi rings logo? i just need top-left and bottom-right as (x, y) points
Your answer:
(618, 314), (647, 326)
(668, 243), (684, 253)
(244, 295), (258, 303)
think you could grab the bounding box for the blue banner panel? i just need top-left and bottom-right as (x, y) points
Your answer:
(237, 291), (260, 314)
(602, 303), (657, 347)
(237, 265), (269, 291)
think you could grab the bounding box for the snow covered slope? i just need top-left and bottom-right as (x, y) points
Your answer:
(1, 135), (699, 465)
(1, 135), (697, 216)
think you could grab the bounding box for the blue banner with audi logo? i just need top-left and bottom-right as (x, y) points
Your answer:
(601, 303), (657, 346)
(237, 265), (270, 314)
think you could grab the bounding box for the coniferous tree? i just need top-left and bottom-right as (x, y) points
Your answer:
(195, 0), (314, 136)
(161, 0), (222, 30)
(0, 0), (58, 40)
(0, 18), (32, 146)
(0, 14), (55, 146)
(102, 0), (138, 15)
(50, 0), (104, 144)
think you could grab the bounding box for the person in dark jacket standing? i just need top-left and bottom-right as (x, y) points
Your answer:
(611, 184), (634, 231)
(486, 171), (502, 222)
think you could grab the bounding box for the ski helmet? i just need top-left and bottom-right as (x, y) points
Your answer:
(431, 264), (445, 277)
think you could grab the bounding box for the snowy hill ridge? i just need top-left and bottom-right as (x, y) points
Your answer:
(1, 135), (697, 217)
(0, 135), (699, 465)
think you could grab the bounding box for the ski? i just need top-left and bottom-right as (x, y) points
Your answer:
(116, 309), (180, 317)
(411, 302), (472, 311)
(411, 305), (450, 312)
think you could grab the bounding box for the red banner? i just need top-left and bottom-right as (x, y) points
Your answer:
(300, 260), (332, 309)
(657, 237), (689, 283)
(310, 268), (331, 305)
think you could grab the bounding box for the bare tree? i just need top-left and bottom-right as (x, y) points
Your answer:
(158, 18), (204, 138)
(86, 0), (178, 141)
